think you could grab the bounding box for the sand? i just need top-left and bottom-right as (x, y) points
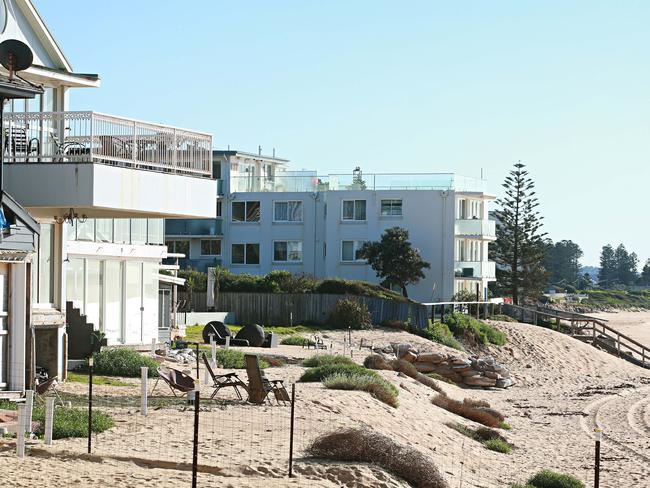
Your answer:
(2, 314), (650, 487)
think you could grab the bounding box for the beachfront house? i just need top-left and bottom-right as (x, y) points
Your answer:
(166, 150), (496, 304)
(0, 0), (216, 387)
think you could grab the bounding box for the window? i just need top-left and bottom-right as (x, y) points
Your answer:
(273, 241), (303, 262)
(216, 200), (222, 218)
(274, 201), (303, 222)
(341, 240), (367, 262)
(212, 161), (221, 179)
(342, 200), (366, 221)
(200, 239), (222, 256)
(166, 240), (189, 256)
(232, 201), (260, 222)
(231, 243), (260, 264)
(380, 199), (402, 216)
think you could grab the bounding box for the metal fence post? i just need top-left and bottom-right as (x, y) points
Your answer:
(594, 428), (602, 488)
(44, 397), (55, 445)
(192, 381), (200, 488)
(16, 404), (25, 458)
(88, 356), (93, 454)
(289, 384), (296, 478)
(140, 367), (148, 416)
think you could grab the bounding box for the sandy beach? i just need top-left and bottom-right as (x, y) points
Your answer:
(2, 313), (650, 487)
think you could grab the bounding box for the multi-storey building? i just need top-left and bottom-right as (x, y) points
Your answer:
(166, 151), (495, 304)
(0, 0), (216, 389)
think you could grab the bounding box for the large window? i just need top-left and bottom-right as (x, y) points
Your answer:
(273, 241), (303, 262)
(166, 240), (189, 256)
(200, 239), (221, 256)
(232, 201), (260, 222)
(231, 243), (260, 265)
(341, 240), (367, 262)
(342, 200), (366, 221)
(380, 199), (403, 216)
(274, 201), (303, 222)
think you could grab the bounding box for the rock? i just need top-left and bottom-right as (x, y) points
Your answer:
(451, 365), (474, 374)
(402, 351), (417, 363)
(235, 323), (266, 347)
(460, 369), (482, 377)
(414, 363), (437, 373)
(496, 378), (514, 388)
(484, 371), (501, 380)
(393, 343), (415, 359)
(417, 352), (446, 364)
(463, 375), (498, 387)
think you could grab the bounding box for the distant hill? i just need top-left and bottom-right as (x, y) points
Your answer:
(580, 266), (600, 278)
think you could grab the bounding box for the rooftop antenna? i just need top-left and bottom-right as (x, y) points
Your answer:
(0, 39), (34, 207)
(258, 145), (262, 156)
(273, 147), (275, 158)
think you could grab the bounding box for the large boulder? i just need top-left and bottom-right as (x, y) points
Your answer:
(202, 321), (231, 343)
(235, 323), (266, 347)
(416, 352), (446, 364)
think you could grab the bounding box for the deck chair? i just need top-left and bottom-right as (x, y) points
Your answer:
(5, 127), (39, 158)
(150, 367), (195, 397)
(244, 354), (291, 405)
(202, 353), (248, 400)
(35, 376), (65, 406)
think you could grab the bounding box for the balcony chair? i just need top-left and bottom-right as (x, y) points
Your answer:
(4, 127), (39, 160)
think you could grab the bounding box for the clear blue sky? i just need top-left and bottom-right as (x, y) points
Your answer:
(34, 1), (649, 267)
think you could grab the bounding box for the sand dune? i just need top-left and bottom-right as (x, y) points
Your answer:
(2, 314), (650, 487)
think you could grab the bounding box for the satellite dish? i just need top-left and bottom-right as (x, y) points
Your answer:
(0, 39), (33, 78)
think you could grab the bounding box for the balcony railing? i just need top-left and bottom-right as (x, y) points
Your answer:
(455, 261), (496, 279)
(3, 111), (212, 178)
(229, 173), (488, 193)
(455, 219), (496, 238)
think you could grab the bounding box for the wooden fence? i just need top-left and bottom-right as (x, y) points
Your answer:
(178, 291), (429, 329)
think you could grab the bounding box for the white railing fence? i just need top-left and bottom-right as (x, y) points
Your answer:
(2, 111), (212, 178)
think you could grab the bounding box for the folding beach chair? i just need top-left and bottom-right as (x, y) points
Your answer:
(244, 354), (291, 405)
(35, 376), (65, 406)
(150, 367), (195, 397)
(201, 353), (248, 400)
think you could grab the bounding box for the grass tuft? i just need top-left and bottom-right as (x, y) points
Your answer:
(216, 349), (269, 369)
(307, 428), (449, 488)
(483, 438), (512, 454)
(66, 372), (131, 386)
(363, 355), (443, 393)
(280, 334), (314, 346)
(527, 470), (584, 488)
(432, 394), (504, 428)
(302, 354), (355, 368)
(78, 348), (159, 378)
(322, 373), (399, 408)
(32, 407), (113, 440)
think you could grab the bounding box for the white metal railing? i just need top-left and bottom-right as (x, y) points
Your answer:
(229, 172), (488, 193)
(2, 111), (212, 178)
(455, 261), (496, 279)
(455, 219), (496, 237)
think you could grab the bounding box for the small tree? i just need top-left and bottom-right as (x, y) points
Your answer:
(598, 244), (616, 287)
(491, 162), (547, 304)
(641, 260), (650, 286)
(359, 227), (430, 298)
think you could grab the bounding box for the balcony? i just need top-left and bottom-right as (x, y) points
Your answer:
(2, 111), (216, 219)
(455, 261), (496, 279)
(455, 219), (496, 239)
(165, 218), (223, 237)
(229, 173), (488, 193)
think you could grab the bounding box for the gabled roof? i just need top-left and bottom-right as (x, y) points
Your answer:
(16, 0), (72, 72)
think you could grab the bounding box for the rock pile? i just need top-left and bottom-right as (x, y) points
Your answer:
(377, 343), (514, 389)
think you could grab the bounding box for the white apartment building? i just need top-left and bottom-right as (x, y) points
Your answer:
(0, 0), (215, 387)
(166, 151), (495, 304)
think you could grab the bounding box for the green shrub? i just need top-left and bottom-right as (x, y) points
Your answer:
(412, 322), (465, 351)
(363, 355), (443, 393)
(33, 407), (113, 440)
(323, 372), (399, 408)
(79, 348), (159, 377)
(299, 363), (372, 382)
(216, 349), (268, 369)
(443, 313), (507, 346)
(484, 438), (512, 454)
(527, 470), (584, 488)
(327, 299), (373, 329)
(0, 399), (17, 410)
(302, 354), (355, 368)
(280, 334), (314, 346)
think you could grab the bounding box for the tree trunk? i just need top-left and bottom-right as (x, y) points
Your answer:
(401, 284), (408, 298)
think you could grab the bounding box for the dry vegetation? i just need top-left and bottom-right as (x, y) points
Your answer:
(432, 394), (505, 428)
(307, 427), (449, 488)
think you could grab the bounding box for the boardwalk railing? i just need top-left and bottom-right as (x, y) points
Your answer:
(503, 303), (650, 369)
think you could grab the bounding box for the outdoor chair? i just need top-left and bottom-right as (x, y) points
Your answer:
(201, 353), (248, 400)
(34, 376), (65, 406)
(244, 354), (291, 405)
(150, 367), (196, 397)
(5, 127), (39, 158)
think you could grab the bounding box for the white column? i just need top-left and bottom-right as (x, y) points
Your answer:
(44, 397), (55, 445)
(25, 390), (34, 434)
(9, 263), (26, 391)
(140, 367), (148, 416)
(16, 405), (25, 458)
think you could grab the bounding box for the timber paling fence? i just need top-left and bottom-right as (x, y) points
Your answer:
(178, 292), (430, 329)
